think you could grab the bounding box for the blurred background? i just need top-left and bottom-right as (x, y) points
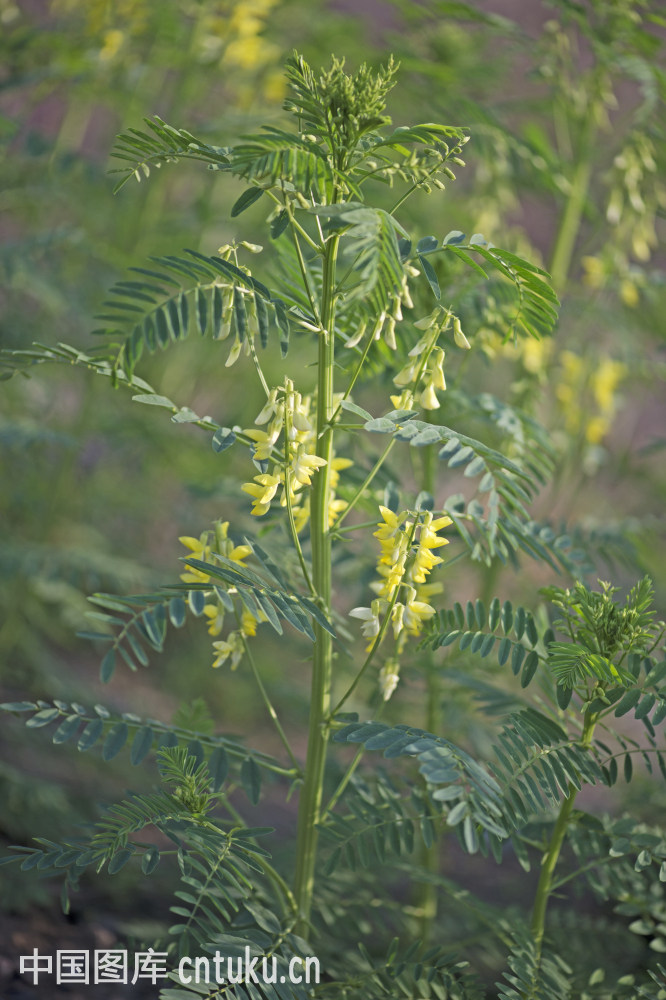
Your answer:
(1, 0), (665, 994)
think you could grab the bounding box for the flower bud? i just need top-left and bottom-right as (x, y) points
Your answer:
(453, 316), (471, 350)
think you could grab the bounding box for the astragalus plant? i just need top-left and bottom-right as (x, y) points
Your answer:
(3, 52), (666, 1000)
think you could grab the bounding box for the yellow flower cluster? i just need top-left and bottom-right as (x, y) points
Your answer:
(350, 506), (452, 700)
(242, 386), (351, 529)
(200, 0), (285, 102)
(62, 0), (285, 102)
(582, 254), (644, 309)
(178, 522), (262, 670)
(392, 307), (469, 411)
(606, 134), (662, 264)
(556, 350), (627, 445)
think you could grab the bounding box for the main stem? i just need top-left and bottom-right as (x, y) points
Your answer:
(530, 710), (596, 954)
(293, 230), (340, 937)
(548, 109), (598, 291)
(418, 664), (440, 944)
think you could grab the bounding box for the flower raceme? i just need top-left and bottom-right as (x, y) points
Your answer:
(178, 522), (263, 670)
(350, 507), (453, 699)
(241, 384), (350, 529)
(391, 307), (469, 411)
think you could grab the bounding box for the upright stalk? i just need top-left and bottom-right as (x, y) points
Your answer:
(418, 663), (440, 944)
(530, 710), (596, 954)
(417, 442), (439, 944)
(548, 109), (598, 291)
(293, 229), (340, 936)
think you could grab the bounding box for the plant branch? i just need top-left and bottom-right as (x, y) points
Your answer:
(335, 438), (396, 529)
(530, 709), (597, 954)
(239, 627), (302, 776)
(549, 107), (598, 290)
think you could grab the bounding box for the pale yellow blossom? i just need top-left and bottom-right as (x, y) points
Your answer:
(212, 631), (244, 670)
(242, 473), (281, 515)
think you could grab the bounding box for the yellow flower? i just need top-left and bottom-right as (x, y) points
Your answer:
(329, 456), (352, 491)
(215, 520), (252, 565)
(592, 358), (626, 416)
(581, 256), (605, 289)
(620, 280), (639, 308)
(373, 506), (404, 544)
(292, 392), (313, 436)
(520, 337), (551, 376)
(419, 382), (440, 410)
(393, 357), (420, 388)
(242, 473), (281, 515)
(212, 632), (244, 670)
(292, 450), (327, 486)
(241, 608), (264, 636)
(245, 428), (277, 462)
(345, 320), (367, 349)
(383, 314), (397, 350)
(413, 308), (442, 332)
(411, 546), (443, 583)
(419, 349), (446, 409)
(263, 69), (287, 103)
(379, 658), (400, 701)
(391, 602), (405, 638)
(452, 316), (471, 350)
(349, 601), (384, 640)
(179, 534), (212, 583)
(403, 596), (436, 635)
(254, 388), (281, 425)
(419, 512), (452, 549)
(291, 498), (310, 535)
(328, 498), (347, 526)
(389, 389), (415, 410)
(416, 581), (444, 603)
(379, 549), (408, 598)
(99, 28), (124, 61)
(203, 603), (225, 637)
(585, 416), (608, 445)
(410, 512), (451, 582)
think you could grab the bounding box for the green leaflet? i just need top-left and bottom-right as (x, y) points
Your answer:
(333, 720), (506, 845)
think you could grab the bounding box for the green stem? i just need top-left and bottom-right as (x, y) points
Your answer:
(332, 519), (378, 536)
(329, 324), (375, 425)
(286, 205), (322, 324)
(529, 781), (578, 953)
(215, 799), (297, 918)
(335, 316), (447, 532)
(322, 745), (364, 819)
(247, 337), (270, 398)
(548, 109), (598, 291)
(530, 711), (596, 954)
(415, 444), (439, 944)
(292, 229), (340, 937)
(239, 631), (302, 776)
(335, 438), (396, 529)
(418, 662), (440, 945)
